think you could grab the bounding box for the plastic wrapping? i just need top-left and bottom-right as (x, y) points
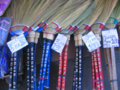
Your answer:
(0, 44), (11, 77)
(0, 17), (12, 77)
(0, 0), (11, 16)
(0, 17), (12, 47)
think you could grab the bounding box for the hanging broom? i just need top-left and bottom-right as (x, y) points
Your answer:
(69, 1), (95, 89)
(54, 1), (93, 90)
(90, 0), (118, 90)
(72, 0), (105, 89)
(103, 1), (120, 89)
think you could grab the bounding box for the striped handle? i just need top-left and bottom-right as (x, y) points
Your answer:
(91, 52), (96, 90)
(78, 46), (83, 90)
(27, 45), (31, 90)
(61, 45), (69, 90)
(46, 48), (52, 88)
(93, 50), (100, 90)
(40, 39), (52, 90)
(57, 50), (64, 90)
(38, 38), (46, 90)
(96, 48), (104, 90)
(72, 46), (78, 90)
(9, 53), (13, 89)
(30, 42), (35, 90)
(13, 52), (18, 89)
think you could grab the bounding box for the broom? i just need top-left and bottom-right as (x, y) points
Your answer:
(40, 1), (91, 90)
(91, 0), (118, 90)
(73, 0), (105, 89)
(104, 1), (120, 89)
(55, 1), (93, 89)
(69, 1), (95, 89)
(6, 1), (52, 89)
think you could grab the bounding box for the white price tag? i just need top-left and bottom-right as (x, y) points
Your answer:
(82, 31), (101, 52)
(102, 28), (119, 48)
(7, 34), (28, 53)
(51, 34), (67, 53)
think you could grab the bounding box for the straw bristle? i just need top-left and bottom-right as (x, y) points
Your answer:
(105, 0), (120, 28)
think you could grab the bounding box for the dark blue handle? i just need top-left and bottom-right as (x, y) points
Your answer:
(72, 46), (77, 90)
(13, 52), (18, 89)
(27, 44), (31, 90)
(9, 53), (13, 89)
(30, 42), (35, 90)
(75, 46), (79, 90)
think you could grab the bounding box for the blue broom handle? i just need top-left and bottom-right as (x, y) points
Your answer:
(72, 46), (78, 90)
(30, 42), (35, 90)
(75, 46), (79, 90)
(38, 38), (46, 90)
(34, 43), (37, 90)
(13, 52), (18, 90)
(40, 39), (52, 90)
(46, 48), (52, 88)
(9, 53), (13, 89)
(78, 46), (83, 90)
(27, 45), (31, 90)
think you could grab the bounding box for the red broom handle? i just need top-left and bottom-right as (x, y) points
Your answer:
(91, 52), (96, 90)
(93, 50), (101, 90)
(61, 44), (69, 90)
(96, 48), (105, 90)
(57, 50), (64, 90)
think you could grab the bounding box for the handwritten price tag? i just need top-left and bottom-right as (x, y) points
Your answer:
(51, 34), (67, 53)
(102, 28), (119, 48)
(7, 34), (28, 53)
(82, 31), (101, 52)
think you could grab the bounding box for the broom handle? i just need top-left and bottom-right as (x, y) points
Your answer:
(46, 48), (52, 88)
(34, 32), (40, 90)
(103, 49), (110, 80)
(61, 35), (70, 90)
(106, 48), (114, 90)
(75, 46), (79, 90)
(34, 43), (37, 90)
(13, 52), (18, 90)
(38, 38), (46, 90)
(27, 44), (31, 90)
(40, 39), (52, 90)
(91, 52), (96, 90)
(57, 49), (64, 90)
(111, 47), (118, 90)
(78, 45), (83, 90)
(78, 46), (83, 90)
(72, 46), (78, 90)
(93, 50), (100, 90)
(44, 50), (51, 88)
(30, 42), (35, 90)
(61, 44), (69, 90)
(96, 48), (104, 90)
(9, 53), (13, 89)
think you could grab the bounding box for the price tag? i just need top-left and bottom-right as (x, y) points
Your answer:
(7, 34), (28, 53)
(82, 31), (101, 52)
(51, 34), (67, 53)
(102, 28), (119, 48)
